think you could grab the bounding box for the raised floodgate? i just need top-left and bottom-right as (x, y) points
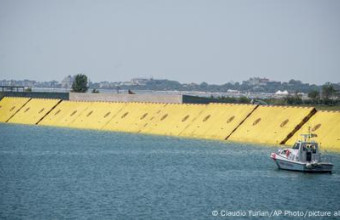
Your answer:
(227, 106), (316, 145)
(138, 103), (207, 136)
(2, 97), (340, 152)
(102, 102), (167, 133)
(39, 101), (126, 129)
(0, 97), (30, 122)
(285, 111), (340, 152)
(67, 102), (127, 130)
(179, 103), (257, 140)
(39, 101), (92, 127)
(8, 98), (61, 125)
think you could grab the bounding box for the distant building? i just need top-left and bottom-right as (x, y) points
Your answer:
(246, 77), (270, 86)
(23, 79), (35, 87)
(120, 81), (133, 86)
(61, 75), (74, 89)
(227, 89), (239, 93)
(99, 81), (110, 88)
(131, 78), (151, 86)
(275, 90), (289, 95)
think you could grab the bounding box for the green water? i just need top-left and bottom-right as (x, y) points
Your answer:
(0, 124), (339, 219)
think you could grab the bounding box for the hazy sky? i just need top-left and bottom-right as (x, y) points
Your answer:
(0, 0), (339, 84)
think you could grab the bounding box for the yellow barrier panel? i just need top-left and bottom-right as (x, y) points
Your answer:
(39, 101), (72, 126)
(102, 102), (166, 133)
(179, 104), (257, 140)
(5, 95), (338, 152)
(0, 97), (30, 122)
(39, 101), (93, 127)
(228, 106), (315, 145)
(69, 102), (126, 129)
(285, 111), (340, 152)
(139, 104), (207, 136)
(8, 98), (61, 124)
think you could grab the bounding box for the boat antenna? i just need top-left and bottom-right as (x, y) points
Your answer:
(300, 126), (317, 142)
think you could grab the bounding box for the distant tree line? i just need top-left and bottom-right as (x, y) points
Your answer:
(90, 78), (339, 95)
(71, 74), (340, 107)
(307, 83), (338, 105)
(2, 74), (339, 96)
(213, 83), (339, 106)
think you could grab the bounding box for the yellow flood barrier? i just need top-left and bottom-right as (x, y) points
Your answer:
(228, 106), (316, 145)
(39, 101), (92, 127)
(102, 102), (166, 133)
(8, 98), (61, 125)
(139, 104), (207, 136)
(0, 97), (30, 122)
(179, 104), (257, 140)
(68, 102), (127, 129)
(285, 111), (340, 152)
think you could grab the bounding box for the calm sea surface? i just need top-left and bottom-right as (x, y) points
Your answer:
(0, 124), (339, 219)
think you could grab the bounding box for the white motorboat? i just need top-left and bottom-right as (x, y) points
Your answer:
(270, 133), (333, 173)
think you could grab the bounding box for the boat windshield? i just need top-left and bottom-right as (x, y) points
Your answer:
(292, 143), (300, 149)
(306, 143), (318, 153)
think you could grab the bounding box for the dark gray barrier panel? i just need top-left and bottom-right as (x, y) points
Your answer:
(182, 95), (221, 104)
(0, 92), (69, 101)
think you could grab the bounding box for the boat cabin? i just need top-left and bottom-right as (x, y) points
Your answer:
(292, 141), (321, 162)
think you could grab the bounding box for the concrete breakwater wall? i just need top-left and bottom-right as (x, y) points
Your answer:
(69, 93), (183, 103)
(69, 93), (223, 104)
(0, 97), (339, 152)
